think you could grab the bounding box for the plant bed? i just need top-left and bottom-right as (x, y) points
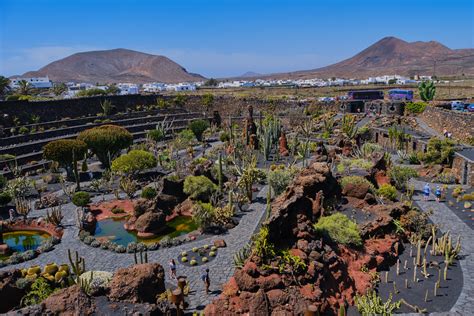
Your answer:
(376, 242), (463, 314)
(178, 245), (218, 266)
(441, 186), (474, 229)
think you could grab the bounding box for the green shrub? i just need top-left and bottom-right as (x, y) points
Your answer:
(188, 119), (209, 141)
(141, 187), (157, 200)
(340, 175), (375, 192)
(314, 213), (362, 247)
(435, 172), (457, 184)
(268, 166), (298, 196)
(183, 175), (217, 201)
(0, 154), (15, 162)
(388, 166), (418, 190)
(43, 139), (87, 177)
(418, 138), (455, 165)
(219, 131), (230, 142)
(111, 150), (157, 174)
(147, 129), (165, 142)
(405, 101), (427, 114)
(174, 129), (195, 149)
(377, 184), (397, 201)
(193, 202), (215, 229)
(78, 125), (133, 168)
(72, 191), (91, 207)
(18, 126), (29, 135)
(0, 191), (12, 206)
(21, 277), (57, 306)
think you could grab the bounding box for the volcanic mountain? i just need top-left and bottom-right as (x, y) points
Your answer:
(252, 37), (474, 79)
(21, 48), (205, 83)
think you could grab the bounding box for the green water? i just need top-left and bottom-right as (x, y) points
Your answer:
(94, 216), (198, 246)
(0, 230), (51, 259)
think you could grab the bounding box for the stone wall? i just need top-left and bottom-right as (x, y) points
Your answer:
(0, 94), (308, 128)
(420, 106), (474, 141)
(452, 156), (474, 186)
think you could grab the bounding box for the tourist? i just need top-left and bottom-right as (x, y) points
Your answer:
(435, 186), (442, 203)
(423, 183), (431, 201)
(443, 128), (448, 137)
(201, 268), (210, 294)
(169, 259), (177, 280)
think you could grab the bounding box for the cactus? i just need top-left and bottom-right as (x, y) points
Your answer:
(416, 239), (421, 266)
(338, 305), (345, 316)
(434, 282), (438, 296)
(424, 289), (428, 302)
(15, 198), (31, 220)
(134, 250), (148, 264)
(443, 264), (448, 281)
(233, 243), (251, 268)
(68, 249), (85, 282)
(218, 153), (223, 192)
(422, 257), (429, 278)
(78, 271), (93, 295)
(45, 206), (63, 227)
(405, 278), (408, 289)
(419, 81), (436, 101)
(396, 259), (400, 275)
(72, 149), (81, 191)
(413, 264), (417, 282)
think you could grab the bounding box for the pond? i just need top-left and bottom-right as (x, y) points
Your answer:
(94, 216), (198, 247)
(1, 230), (51, 257)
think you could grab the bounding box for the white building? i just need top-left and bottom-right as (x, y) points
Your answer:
(165, 83), (196, 92)
(117, 83), (139, 95)
(143, 83), (166, 92)
(9, 76), (53, 89)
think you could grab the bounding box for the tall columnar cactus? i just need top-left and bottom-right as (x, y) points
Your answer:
(72, 149), (81, 191)
(134, 250), (148, 264)
(68, 249), (86, 282)
(419, 81), (436, 101)
(218, 153), (223, 192)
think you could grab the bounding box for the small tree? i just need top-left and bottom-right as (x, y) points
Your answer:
(0, 75), (11, 99)
(17, 80), (31, 96)
(100, 99), (115, 116)
(183, 175), (217, 201)
(78, 125), (133, 168)
(43, 139), (87, 179)
(188, 119), (209, 142)
(418, 81), (436, 101)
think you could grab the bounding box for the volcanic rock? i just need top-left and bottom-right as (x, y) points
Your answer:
(342, 182), (370, 199)
(43, 285), (95, 315)
(108, 263), (165, 303)
(134, 211), (166, 235)
(0, 270), (25, 313)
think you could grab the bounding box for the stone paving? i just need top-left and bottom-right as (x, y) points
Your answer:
(410, 179), (474, 315)
(0, 186), (269, 312)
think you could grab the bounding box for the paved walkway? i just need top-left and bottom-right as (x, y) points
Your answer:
(410, 179), (474, 315)
(0, 186), (269, 312)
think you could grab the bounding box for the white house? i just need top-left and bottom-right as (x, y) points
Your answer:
(166, 83), (196, 92)
(117, 83), (139, 95)
(9, 76), (53, 89)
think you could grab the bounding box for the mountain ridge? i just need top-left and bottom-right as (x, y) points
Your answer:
(21, 48), (205, 84)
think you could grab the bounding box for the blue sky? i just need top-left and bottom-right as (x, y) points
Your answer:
(0, 0), (472, 77)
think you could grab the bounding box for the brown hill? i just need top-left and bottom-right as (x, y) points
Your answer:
(252, 37), (474, 80)
(22, 48), (204, 83)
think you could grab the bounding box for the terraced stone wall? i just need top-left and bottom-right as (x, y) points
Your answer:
(420, 106), (474, 141)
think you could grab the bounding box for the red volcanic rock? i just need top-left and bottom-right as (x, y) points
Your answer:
(256, 274), (283, 291)
(300, 284), (322, 301)
(0, 270), (25, 313)
(289, 248), (307, 260)
(213, 239), (227, 248)
(234, 269), (258, 292)
(108, 263), (165, 303)
(374, 170), (390, 187)
(359, 203), (409, 238)
(342, 182), (370, 199)
(90, 199), (135, 220)
(279, 132), (289, 156)
(168, 198), (194, 221)
(266, 289), (289, 308)
(242, 261), (259, 277)
(134, 211), (166, 235)
(222, 277), (239, 297)
(43, 285), (95, 315)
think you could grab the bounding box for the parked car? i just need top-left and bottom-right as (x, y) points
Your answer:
(451, 101), (465, 111)
(467, 104), (474, 113)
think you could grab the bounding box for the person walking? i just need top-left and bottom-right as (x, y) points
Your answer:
(435, 186), (442, 203)
(201, 268), (210, 294)
(423, 183), (431, 201)
(169, 259), (177, 280)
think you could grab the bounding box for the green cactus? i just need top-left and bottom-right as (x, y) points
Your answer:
(419, 81), (436, 101)
(67, 249), (85, 282)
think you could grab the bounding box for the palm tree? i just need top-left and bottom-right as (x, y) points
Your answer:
(52, 83), (67, 96)
(0, 76), (10, 99)
(17, 80), (31, 96)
